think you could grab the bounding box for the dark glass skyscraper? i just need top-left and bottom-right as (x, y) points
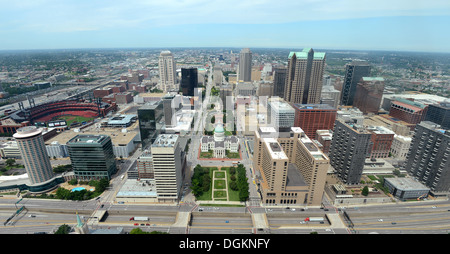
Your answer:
(180, 67), (198, 96)
(340, 61), (371, 106)
(272, 67), (287, 98)
(138, 100), (164, 149)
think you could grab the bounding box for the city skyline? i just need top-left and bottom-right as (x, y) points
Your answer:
(0, 0), (450, 53)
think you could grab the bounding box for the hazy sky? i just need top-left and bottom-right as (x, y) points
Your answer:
(1, 0), (450, 52)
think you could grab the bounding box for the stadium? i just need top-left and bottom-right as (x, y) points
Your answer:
(8, 99), (117, 127)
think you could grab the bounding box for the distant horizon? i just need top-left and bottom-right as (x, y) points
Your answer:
(1, 46), (450, 55)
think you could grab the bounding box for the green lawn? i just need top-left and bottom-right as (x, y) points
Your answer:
(214, 180), (226, 189)
(200, 150), (214, 158)
(226, 151), (240, 159)
(56, 115), (94, 127)
(214, 191), (227, 199)
(215, 171), (225, 178)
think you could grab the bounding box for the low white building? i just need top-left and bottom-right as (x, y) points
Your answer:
(0, 141), (21, 159)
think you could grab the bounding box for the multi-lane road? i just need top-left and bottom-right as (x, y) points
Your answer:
(2, 196), (450, 234)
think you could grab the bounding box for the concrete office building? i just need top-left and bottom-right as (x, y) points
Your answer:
(267, 97), (295, 132)
(67, 135), (117, 181)
(159, 51), (177, 92)
(151, 134), (186, 203)
(403, 121), (450, 196)
(284, 48), (326, 105)
(320, 85), (340, 109)
(0, 141), (21, 159)
(13, 126), (54, 185)
(162, 94), (179, 128)
(238, 48), (252, 82)
(136, 150), (154, 179)
(329, 119), (373, 185)
(384, 177), (430, 200)
(253, 127), (329, 206)
(340, 61), (371, 106)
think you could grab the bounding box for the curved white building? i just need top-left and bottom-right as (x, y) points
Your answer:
(13, 126), (54, 185)
(159, 50), (177, 92)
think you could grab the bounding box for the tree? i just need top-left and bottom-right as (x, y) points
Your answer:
(55, 224), (71, 234)
(130, 228), (148, 234)
(361, 186), (369, 196)
(229, 181), (238, 191)
(68, 178), (78, 185)
(5, 159), (15, 168)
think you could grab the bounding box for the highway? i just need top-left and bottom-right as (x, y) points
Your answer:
(1, 191), (450, 234)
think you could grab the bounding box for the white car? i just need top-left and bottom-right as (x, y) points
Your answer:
(378, 219), (383, 222)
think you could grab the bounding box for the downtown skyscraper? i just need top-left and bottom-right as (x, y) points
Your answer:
(13, 126), (54, 185)
(238, 48), (252, 82)
(180, 67), (198, 96)
(158, 50), (177, 92)
(283, 48), (326, 105)
(340, 61), (371, 106)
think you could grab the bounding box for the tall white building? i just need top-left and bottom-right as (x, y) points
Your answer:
(13, 126), (54, 185)
(151, 134), (185, 203)
(158, 51), (177, 92)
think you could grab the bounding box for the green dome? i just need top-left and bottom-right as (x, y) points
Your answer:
(214, 124), (225, 133)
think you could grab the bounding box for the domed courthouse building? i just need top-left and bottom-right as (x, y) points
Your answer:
(201, 123), (239, 158)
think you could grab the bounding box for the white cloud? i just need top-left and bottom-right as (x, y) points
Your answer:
(2, 0), (450, 32)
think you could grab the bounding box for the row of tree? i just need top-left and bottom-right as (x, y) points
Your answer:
(233, 164), (249, 202)
(190, 165), (211, 197)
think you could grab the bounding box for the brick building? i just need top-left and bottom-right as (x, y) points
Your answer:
(293, 104), (337, 139)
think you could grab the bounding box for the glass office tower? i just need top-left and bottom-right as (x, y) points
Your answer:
(67, 134), (117, 181)
(137, 100), (164, 149)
